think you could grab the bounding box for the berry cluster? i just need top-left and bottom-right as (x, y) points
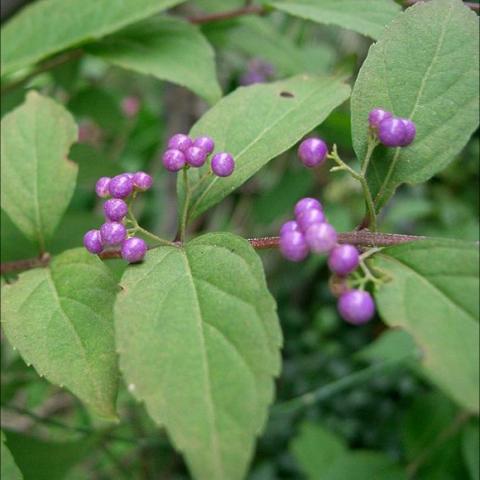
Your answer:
(83, 172), (153, 263)
(162, 133), (235, 177)
(368, 108), (416, 148)
(279, 196), (375, 325)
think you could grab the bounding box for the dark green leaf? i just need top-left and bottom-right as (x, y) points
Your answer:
(1, 431), (23, 480)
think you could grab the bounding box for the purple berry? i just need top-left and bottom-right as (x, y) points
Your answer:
(185, 146), (208, 168)
(298, 138), (328, 168)
(162, 149), (186, 172)
(280, 220), (300, 236)
(279, 230), (309, 262)
(104, 198), (128, 222)
(378, 117), (407, 147)
(368, 108), (392, 129)
(124, 172), (135, 180)
(168, 134), (192, 152)
(121, 237), (148, 263)
(100, 222), (127, 246)
(95, 177), (111, 198)
(83, 229), (103, 254)
(398, 118), (416, 146)
(305, 222), (337, 253)
(108, 174), (134, 199)
(294, 197), (322, 217)
(193, 136), (215, 154)
(328, 244), (360, 276)
(239, 71), (266, 86)
(211, 152), (235, 177)
(133, 171), (153, 190)
(296, 208), (325, 232)
(338, 290), (375, 325)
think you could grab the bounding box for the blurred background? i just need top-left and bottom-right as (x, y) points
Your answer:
(1, 1), (479, 479)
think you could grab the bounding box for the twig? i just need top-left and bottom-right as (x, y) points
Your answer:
(0, 231), (427, 275)
(188, 5), (266, 24)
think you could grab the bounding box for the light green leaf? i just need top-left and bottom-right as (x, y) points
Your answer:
(115, 233), (282, 480)
(269, 0), (401, 40)
(1, 92), (78, 251)
(1, 431), (23, 480)
(291, 421), (406, 480)
(3, 430), (95, 480)
(1, 248), (119, 419)
(0, 0), (184, 76)
(351, 0), (479, 212)
(374, 240), (479, 412)
(203, 16), (334, 76)
(179, 75), (350, 220)
(462, 423), (480, 480)
(88, 17), (221, 105)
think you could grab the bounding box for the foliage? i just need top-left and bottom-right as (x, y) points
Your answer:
(1, 0), (478, 479)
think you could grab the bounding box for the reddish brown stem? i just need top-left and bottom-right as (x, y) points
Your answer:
(188, 5), (266, 24)
(0, 231), (426, 275)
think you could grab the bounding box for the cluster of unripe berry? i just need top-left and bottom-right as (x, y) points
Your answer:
(368, 108), (416, 147)
(83, 172), (153, 263)
(162, 133), (235, 177)
(279, 196), (375, 325)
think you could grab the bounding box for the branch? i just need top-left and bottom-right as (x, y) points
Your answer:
(187, 5), (266, 24)
(0, 231), (427, 275)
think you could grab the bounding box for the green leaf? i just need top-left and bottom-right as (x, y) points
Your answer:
(1, 431), (23, 480)
(1, 92), (78, 251)
(179, 75), (350, 220)
(269, 0), (401, 40)
(1, 248), (119, 419)
(88, 17), (221, 105)
(462, 423), (480, 480)
(291, 421), (406, 480)
(115, 233), (282, 480)
(0, 0), (184, 76)
(374, 239), (479, 412)
(3, 430), (94, 480)
(351, 0), (479, 212)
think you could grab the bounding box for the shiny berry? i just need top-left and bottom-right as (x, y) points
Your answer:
(305, 222), (337, 253)
(168, 133), (192, 152)
(280, 220), (300, 236)
(104, 198), (128, 222)
(186, 146), (208, 168)
(399, 118), (416, 146)
(95, 177), (111, 198)
(193, 136), (215, 154)
(133, 171), (153, 190)
(83, 229), (103, 254)
(279, 230), (309, 262)
(328, 244), (360, 276)
(296, 208), (325, 232)
(162, 149), (186, 172)
(121, 237), (148, 263)
(294, 197), (322, 217)
(338, 290), (375, 325)
(298, 137), (328, 168)
(108, 174), (134, 198)
(368, 108), (392, 129)
(378, 117), (407, 147)
(100, 222), (127, 246)
(211, 152), (235, 177)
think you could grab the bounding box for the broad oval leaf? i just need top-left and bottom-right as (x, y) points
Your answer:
(374, 240), (479, 412)
(179, 75), (350, 220)
(1, 248), (119, 419)
(351, 0), (479, 212)
(0, 0), (183, 76)
(1, 431), (23, 480)
(87, 17), (221, 105)
(115, 233), (282, 480)
(269, 0), (401, 40)
(1, 92), (78, 251)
